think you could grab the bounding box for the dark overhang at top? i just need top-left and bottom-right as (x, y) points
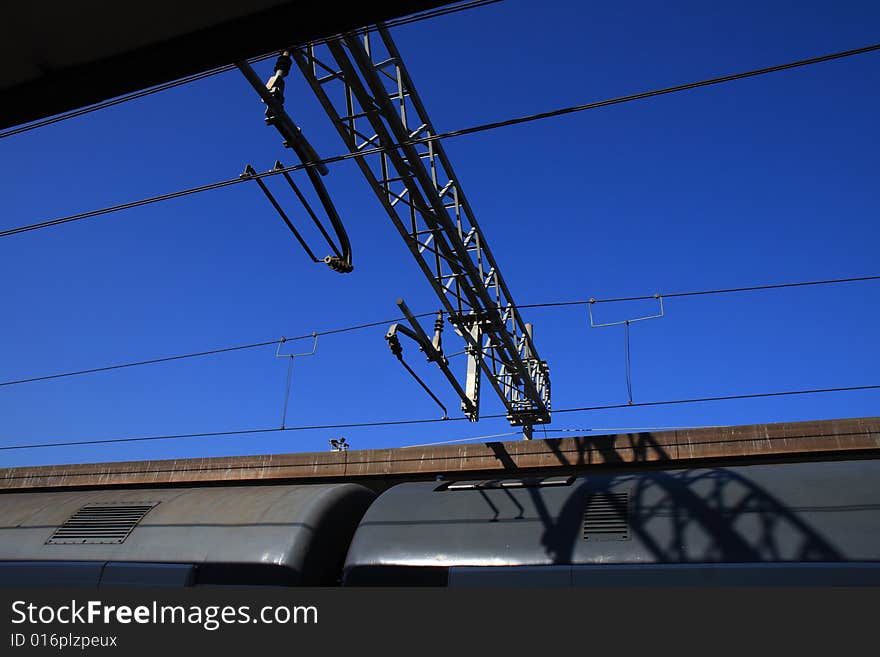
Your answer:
(0, 0), (454, 130)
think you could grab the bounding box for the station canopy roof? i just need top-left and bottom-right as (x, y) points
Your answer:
(1, 0), (452, 130)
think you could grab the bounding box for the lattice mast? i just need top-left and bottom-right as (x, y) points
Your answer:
(292, 26), (550, 429)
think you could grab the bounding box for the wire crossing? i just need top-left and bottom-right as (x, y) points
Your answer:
(1, 383), (878, 451)
(2, 42), (877, 239)
(0, 314), (436, 389)
(0, 1), (503, 140)
(0, 273), (877, 390)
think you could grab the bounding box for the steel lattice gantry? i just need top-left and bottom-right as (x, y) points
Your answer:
(292, 26), (550, 428)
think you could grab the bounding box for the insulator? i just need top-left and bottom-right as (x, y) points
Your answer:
(266, 52), (293, 108)
(386, 334), (403, 357)
(274, 52), (293, 77)
(324, 255), (353, 273)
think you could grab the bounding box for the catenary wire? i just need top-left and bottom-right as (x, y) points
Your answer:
(405, 431), (521, 447)
(0, 65), (250, 140)
(0, 0), (502, 140)
(407, 424), (726, 446)
(0, 339), (280, 387)
(544, 426), (725, 432)
(418, 42), (880, 141)
(0, 273), (877, 389)
(517, 274), (880, 309)
(1, 383), (878, 451)
(1, 42), (877, 239)
(0, 312), (436, 388)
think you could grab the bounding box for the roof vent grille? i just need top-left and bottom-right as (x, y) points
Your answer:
(582, 492), (629, 541)
(46, 502), (157, 545)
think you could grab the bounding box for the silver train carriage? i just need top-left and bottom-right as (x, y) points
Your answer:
(1, 459), (879, 587)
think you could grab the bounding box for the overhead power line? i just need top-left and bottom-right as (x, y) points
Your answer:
(0, 66), (248, 140)
(0, 313), (436, 389)
(518, 274), (880, 309)
(2, 41), (877, 239)
(0, 0), (502, 140)
(1, 383), (878, 451)
(405, 431), (521, 447)
(411, 424), (727, 446)
(544, 425), (725, 432)
(0, 339), (280, 388)
(1, 273), (877, 390)
(418, 42), (880, 141)
(551, 384), (880, 414)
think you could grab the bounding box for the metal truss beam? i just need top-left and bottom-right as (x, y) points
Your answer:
(292, 25), (550, 426)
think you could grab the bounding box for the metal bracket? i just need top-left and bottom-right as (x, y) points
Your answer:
(385, 299), (478, 421)
(275, 332), (319, 429)
(589, 295), (664, 404)
(292, 27), (550, 432)
(588, 295), (665, 328)
(238, 53), (353, 273)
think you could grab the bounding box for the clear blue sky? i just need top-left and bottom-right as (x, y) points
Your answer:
(1, 0), (878, 467)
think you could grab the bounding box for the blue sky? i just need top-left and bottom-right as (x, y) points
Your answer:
(1, 0), (878, 467)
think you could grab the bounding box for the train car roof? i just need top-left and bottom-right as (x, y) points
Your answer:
(343, 458), (880, 583)
(0, 482), (374, 586)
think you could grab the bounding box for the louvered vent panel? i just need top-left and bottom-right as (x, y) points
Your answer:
(46, 503), (157, 545)
(582, 492), (629, 541)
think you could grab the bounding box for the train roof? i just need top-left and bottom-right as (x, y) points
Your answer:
(343, 458), (880, 584)
(0, 482), (374, 586)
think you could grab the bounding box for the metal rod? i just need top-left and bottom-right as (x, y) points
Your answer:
(236, 59), (328, 175)
(274, 333), (319, 429)
(243, 165), (321, 262)
(397, 357), (448, 419)
(397, 298), (436, 356)
(276, 163), (342, 258)
(281, 356), (296, 429)
(624, 320), (633, 405)
(238, 56), (352, 272)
